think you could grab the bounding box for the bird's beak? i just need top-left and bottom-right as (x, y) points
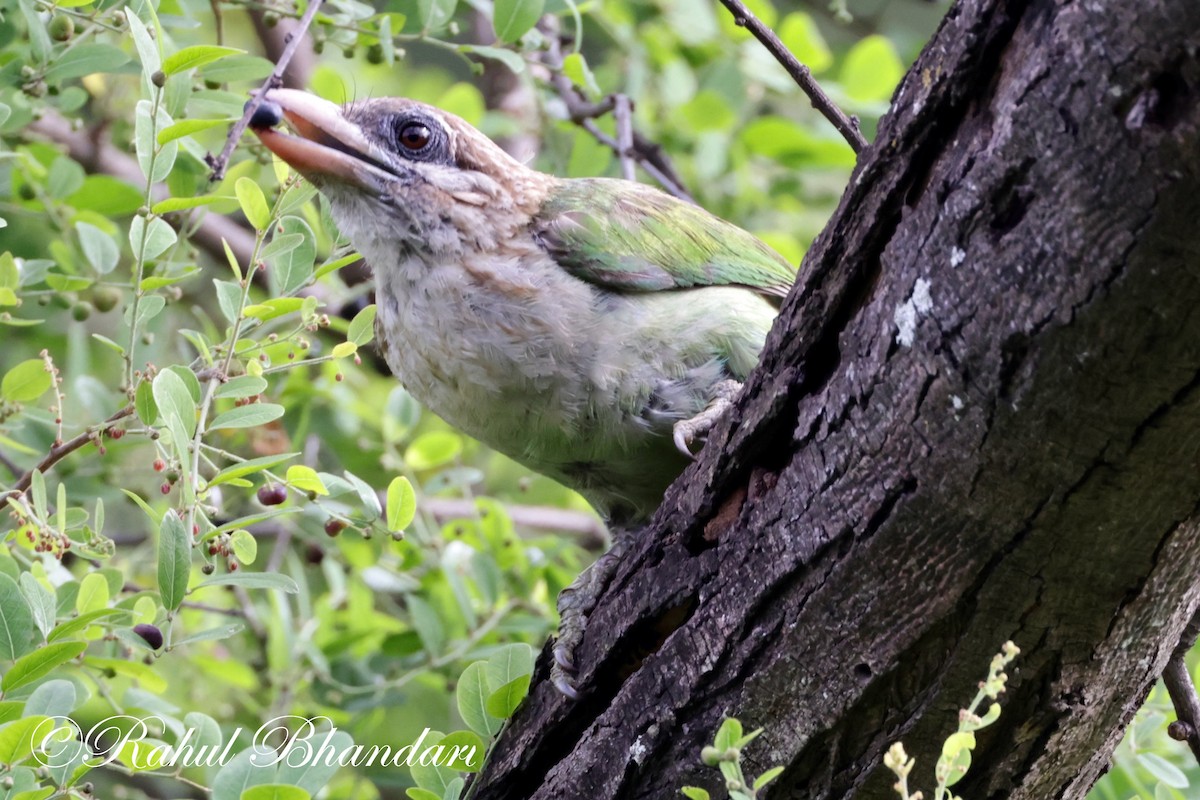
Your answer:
(249, 88), (395, 191)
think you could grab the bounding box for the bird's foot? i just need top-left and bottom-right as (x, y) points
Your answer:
(552, 529), (634, 699)
(672, 380), (743, 458)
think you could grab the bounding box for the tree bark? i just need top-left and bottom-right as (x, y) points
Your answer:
(469, 0), (1200, 797)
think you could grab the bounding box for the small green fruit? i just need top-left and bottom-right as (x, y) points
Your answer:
(91, 286), (121, 312)
(71, 301), (92, 321)
(366, 43), (384, 64)
(49, 13), (74, 41)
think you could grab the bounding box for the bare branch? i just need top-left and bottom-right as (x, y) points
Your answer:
(208, 0), (324, 181)
(1164, 607), (1200, 765)
(717, 0), (868, 154)
(0, 405), (135, 504)
(613, 95), (636, 182)
(539, 18), (694, 202)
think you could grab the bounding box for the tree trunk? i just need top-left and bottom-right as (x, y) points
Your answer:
(468, 0), (1200, 797)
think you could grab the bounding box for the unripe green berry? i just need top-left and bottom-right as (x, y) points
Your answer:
(366, 43), (384, 64)
(263, 10), (280, 26)
(71, 301), (92, 321)
(49, 13), (74, 41)
(91, 286), (121, 312)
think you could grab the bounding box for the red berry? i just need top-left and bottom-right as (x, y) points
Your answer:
(257, 484), (288, 506)
(106, 427), (125, 440)
(153, 458), (166, 472)
(324, 518), (347, 537)
(160, 483), (171, 495)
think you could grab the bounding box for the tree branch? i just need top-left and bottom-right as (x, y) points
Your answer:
(717, 0), (868, 154)
(208, 0), (324, 181)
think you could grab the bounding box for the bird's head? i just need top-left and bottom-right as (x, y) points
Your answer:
(249, 88), (551, 258)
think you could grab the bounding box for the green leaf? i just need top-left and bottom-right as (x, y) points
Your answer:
(134, 100), (176, 183)
(126, 9), (161, 74)
(406, 790), (442, 800)
(135, 380), (158, 427)
(75, 222), (119, 274)
(753, 766), (784, 790)
(74, 573), (110, 615)
(0, 574), (35, 660)
(47, 608), (129, 642)
(152, 194), (234, 213)
(492, 0), (543, 43)
(1, 641), (86, 692)
(152, 368), (197, 437)
(1138, 753), (1189, 789)
(208, 403), (285, 431)
(407, 594), (444, 657)
(212, 378), (266, 402)
(214, 278), (243, 324)
(404, 431), (462, 471)
(158, 118), (232, 146)
(486, 642), (534, 691)
(435, 730), (485, 772)
(23, 679), (77, 718)
(840, 34), (904, 103)
(241, 786), (311, 800)
(456, 661), (502, 737)
(242, 297), (305, 322)
(459, 44), (526, 73)
(192, 572), (299, 593)
(484, 675), (530, 719)
(157, 510), (191, 611)
(0, 715), (50, 766)
(416, 0), (457, 31)
(208, 453), (301, 487)
(1, 359), (51, 403)
(162, 45), (244, 76)
(386, 476), (416, 532)
(286, 465), (327, 496)
(43, 44), (130, 82)
(270, 216), (316, 296)
(347, 303), (377, 345)
(275, 730), (353, 795)
(199, 54), (275, 83)
(130, 216), (178, 261)
(779, 12), (832, 74)
(229, 530), (257, 565)
(236, 178), (271, 230)
(18, 574), (56, 640)
(83, 655), (166, 693)
(714, 718), (742, 750)
(171, 622), (244, 648)
(680, 789), (711, 800)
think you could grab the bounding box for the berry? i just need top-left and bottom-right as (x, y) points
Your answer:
(153, 458), (166, 472)
(49, 13), (74, 41)
(257, 484), (287, 506)
(324, 518), (347, 537)
(133, 624), (163, 649)
(91, 287), (121, 312)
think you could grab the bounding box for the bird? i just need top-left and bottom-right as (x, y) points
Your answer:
(248, 88), (798, 695)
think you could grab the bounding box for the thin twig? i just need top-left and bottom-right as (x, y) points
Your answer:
(613, 95), (636, 182)
(1164, 606), (1200, 764)
(0, 405), (135, 504)
(539, 18), (694, 202)
(208, 0), (325, 181)
(717, 0), (868, 154)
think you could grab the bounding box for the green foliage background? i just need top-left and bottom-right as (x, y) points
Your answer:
(0, 0), (1193, 797)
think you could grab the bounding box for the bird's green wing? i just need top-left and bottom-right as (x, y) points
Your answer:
(531, 178), (797, 299)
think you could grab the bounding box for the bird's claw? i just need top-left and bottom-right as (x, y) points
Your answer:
(672, 380), (744, 458)
(551, 643), (580, 700)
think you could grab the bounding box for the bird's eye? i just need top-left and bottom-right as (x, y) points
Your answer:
(398, 123), (431, 151)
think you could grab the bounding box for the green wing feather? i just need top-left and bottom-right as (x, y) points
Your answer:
(532, 178), (797, 299)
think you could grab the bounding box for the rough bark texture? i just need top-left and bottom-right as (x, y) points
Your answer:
(468, 0), (1200, 798)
